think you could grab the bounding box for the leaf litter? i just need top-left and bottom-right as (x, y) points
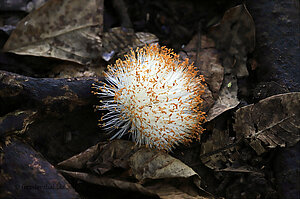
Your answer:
(58, 140), (212, 199)
(1, 0), (299, 198)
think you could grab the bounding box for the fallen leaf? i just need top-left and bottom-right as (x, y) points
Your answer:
(206, 76), (239, 121)
(234, 92), (300, 155)
(209, 4), (255, 78)
(182, 37), (224, 98)
(57, 143), (100, 170)
(3, 0), (104, 65)
(58, 140), (212, 198)
(101, 27), (159, 62)
(59, 170), (157, 197)
(203, 4), (255, 121)
(200, 128), (240, 170)
(179, 34), (222, 113)
(130, 147), (198, 181)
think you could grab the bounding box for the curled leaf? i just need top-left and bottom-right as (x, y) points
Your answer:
(234, 92), (300, 155)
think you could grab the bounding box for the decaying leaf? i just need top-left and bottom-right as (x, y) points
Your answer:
(209, 4), (255, 78)
(59, 171), (157, 197)
(200, 4), (256, 121)
(180, 5), (255, 121)
(181, 34), (224, 98)
(3, 0), (104, 65)
(180, 34), (222, 113)
(57, 143), (101, 170)
(234, 92), (300, 155)
(101, 27), (159, 62)
(206, 76), (239, 121)
(49, 62), (105, 78)
(130, 147), (198, 181)
(200, 128), (240, 170)
(58, 140), (211, 198)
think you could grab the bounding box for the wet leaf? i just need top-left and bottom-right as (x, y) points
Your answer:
(234, 92), (300, 155)
(101, 27), (159, 62)
(57, 143), (101, 170)
(3, 0), (104, 65)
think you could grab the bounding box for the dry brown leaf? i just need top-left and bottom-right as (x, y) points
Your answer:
(60, 170), (157, 197)
(146, 181), (210, 199)
(181, 5), (255, 121)
(58, 140), (212, 198)
(209, 4), (255, 78)
(179, 35), (222, 113)
(101, 27), (159, 62)
(206, 76), (239, 121)
(218, 166), (263, 175)
(130, 148), (198, 181)
(181, 35), (224, 98)
(234, 92), (300, 155)
(3, 0), (104, 65)
(202, 4), (255, 121)
(57, 143), (100, 170)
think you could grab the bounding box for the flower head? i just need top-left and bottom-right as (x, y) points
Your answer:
(92, 45), (206, 151)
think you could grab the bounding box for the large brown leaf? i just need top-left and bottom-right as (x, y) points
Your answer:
(234, 92), (300, 155)
(3, 0), (104, 65)
(209, 4), (255, 78)
(181, 5), (255, 121)
(58, 140), (212, 198)
(205, 4), (255, 121)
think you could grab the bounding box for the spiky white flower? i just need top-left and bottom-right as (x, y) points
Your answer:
(92, 45), (206, 151)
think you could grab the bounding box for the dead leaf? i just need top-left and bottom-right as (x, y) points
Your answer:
(206, 76), (239, 121)
(3, 0), (104, 65)
(49, 62), (105, 78)
(217, 166), (263, 175)
(202, 4), (255, 121)
(179, 35), (222, 113)
(181, 35), (224, 98)
(200, 128), (240, 170)
(59, 170), (157, 197)
(209, 4), (255, 78)
(57, 143), (100, 170)
(101, 27), (159, 62)
(58, 140), (212, 198)
(234, 92), (300, 155)
(146, 180), (210, 199)
(130, 147), (198, 181)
